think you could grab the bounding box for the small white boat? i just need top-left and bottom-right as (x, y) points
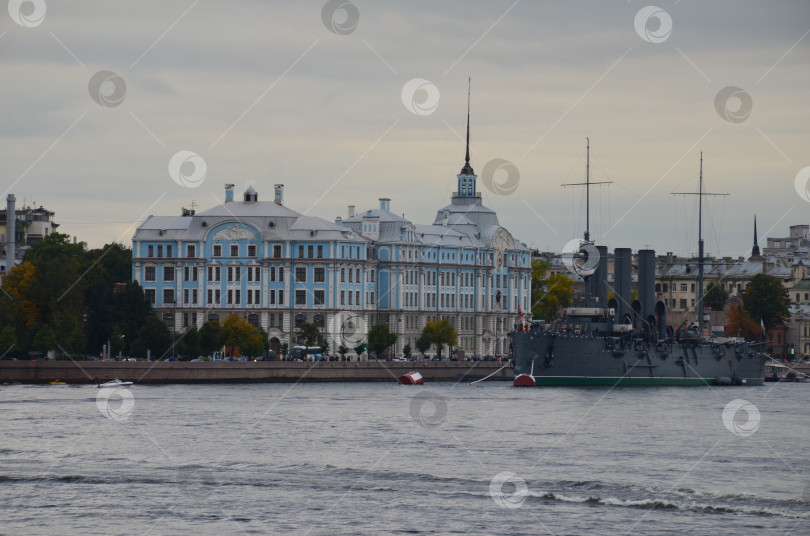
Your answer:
(97, 379), (133, 388)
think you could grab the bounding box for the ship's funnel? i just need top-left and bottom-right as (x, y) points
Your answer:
(637, 249), (656, 319)
(613, 248), (632, 323)
(588, 245), (608, 308)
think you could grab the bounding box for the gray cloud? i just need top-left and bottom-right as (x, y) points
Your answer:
(1, 0), (808, 257)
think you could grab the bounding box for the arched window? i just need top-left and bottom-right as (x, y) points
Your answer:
(248, 314), (259, 328)
(208, 313), (219, 323)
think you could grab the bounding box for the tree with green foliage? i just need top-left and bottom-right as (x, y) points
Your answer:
(742, 274), (790, 330)
(0, 325), (17, 359)
(222, 314), (265, 357)
(403, 343), (412, 358)
(176, 326), (200, 358)
(109, 326), (125, 356)
(703, 281), (729, 311)
(135, 316), (172, 359)
(415, 333), (431, 357)
(280, 342), (289, 359)
(531, 259), (574, 321)
(338, 344), (349, 359)
(422, 319), (457, 359)
(199, 320), (225, 356)
(32, 324), (57, 355)
(368, 324), (397, 358)
(354, 341), (366, 359)
(296, 322), (325, 348)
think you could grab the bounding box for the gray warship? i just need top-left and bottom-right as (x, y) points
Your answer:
(510, 150), (768, 387)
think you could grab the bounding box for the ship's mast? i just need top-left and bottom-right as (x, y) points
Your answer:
(562, 139), (612, 244)
(673, 153), (727, 337)
(562, 139), (612, 305)
(586, 137), (590, 242)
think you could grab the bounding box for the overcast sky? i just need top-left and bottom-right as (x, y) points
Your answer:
(2, 1), (808, 259)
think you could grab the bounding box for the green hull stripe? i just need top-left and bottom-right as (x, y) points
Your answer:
(527, 376), (765, 387)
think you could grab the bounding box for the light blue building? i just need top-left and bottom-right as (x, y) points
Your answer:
(132, 131), (531, 357)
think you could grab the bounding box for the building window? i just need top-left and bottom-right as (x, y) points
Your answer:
(163, 266), (174, 281)
(295, 266), (307, 282)
(348, 268), (353, 283)
(145, 266), (156, 282)
(314, 314), (324, 329)
(317, 245), (323, 258)
(314, 267), (325, 283)
(270, 266), (276, 282)
(341, 268), (345, 283)
(278, 290), (284, 305)
(356, 291), (360, 307)
(294, 314), (306, 328)
(248, 314), (259, 328)
(253, 289), (259, 305)
(207, 266), (220, 282)
(691, 283), (695, 292)
(680, 299), (687, 309)
(314, 290), (325, 306)
(298, 245), (304, 258)
(371, 270), (375, 283)
(213, 244), (222, 257)
(144, 288), (155, 304)
(230, 244), (239, 257)
(269, 289), (276, 305)
(663, 283), (668, 292)
(183, 289), (189, 304)
(308, 245), (313, 258)
(279, 267), (284, 282)
(166, 246), (172, 258)
(680, 284), (687, 292)
(295, 290), (306, 305)
(341, 291), (345, 306)
(147, 245), (154, 257)
(248, 244), (257, 257)
(186, 245), (195, 258)
(157, 245), (163, 258)
(273, 245), (282, 258)
(208, 313), (219, 322)
(163, 288), (174, 304)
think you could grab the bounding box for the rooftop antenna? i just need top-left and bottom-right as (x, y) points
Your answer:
(672, 152), (728, 337)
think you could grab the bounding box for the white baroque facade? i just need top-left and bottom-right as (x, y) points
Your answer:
(132, 147), (531, 358)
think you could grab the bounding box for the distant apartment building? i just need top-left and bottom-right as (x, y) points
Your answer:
(0, 195), (59, 282)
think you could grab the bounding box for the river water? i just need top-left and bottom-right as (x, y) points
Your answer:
(1, 380), (808, 535)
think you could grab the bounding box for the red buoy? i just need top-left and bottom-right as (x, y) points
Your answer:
(513, 373), (536, 387)
(399, 371), (424, 385)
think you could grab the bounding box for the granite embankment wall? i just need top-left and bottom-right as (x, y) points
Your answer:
(0, 360), (513, 384)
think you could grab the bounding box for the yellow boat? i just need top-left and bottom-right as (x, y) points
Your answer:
(49, 380), (67, 385)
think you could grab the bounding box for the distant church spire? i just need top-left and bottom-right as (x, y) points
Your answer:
(752, 214), (761, 257)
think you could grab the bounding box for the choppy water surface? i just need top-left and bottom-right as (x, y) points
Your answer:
(1, 380), (808, 535)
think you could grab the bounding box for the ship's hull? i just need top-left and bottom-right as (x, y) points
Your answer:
(510, 330), (766, 387)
